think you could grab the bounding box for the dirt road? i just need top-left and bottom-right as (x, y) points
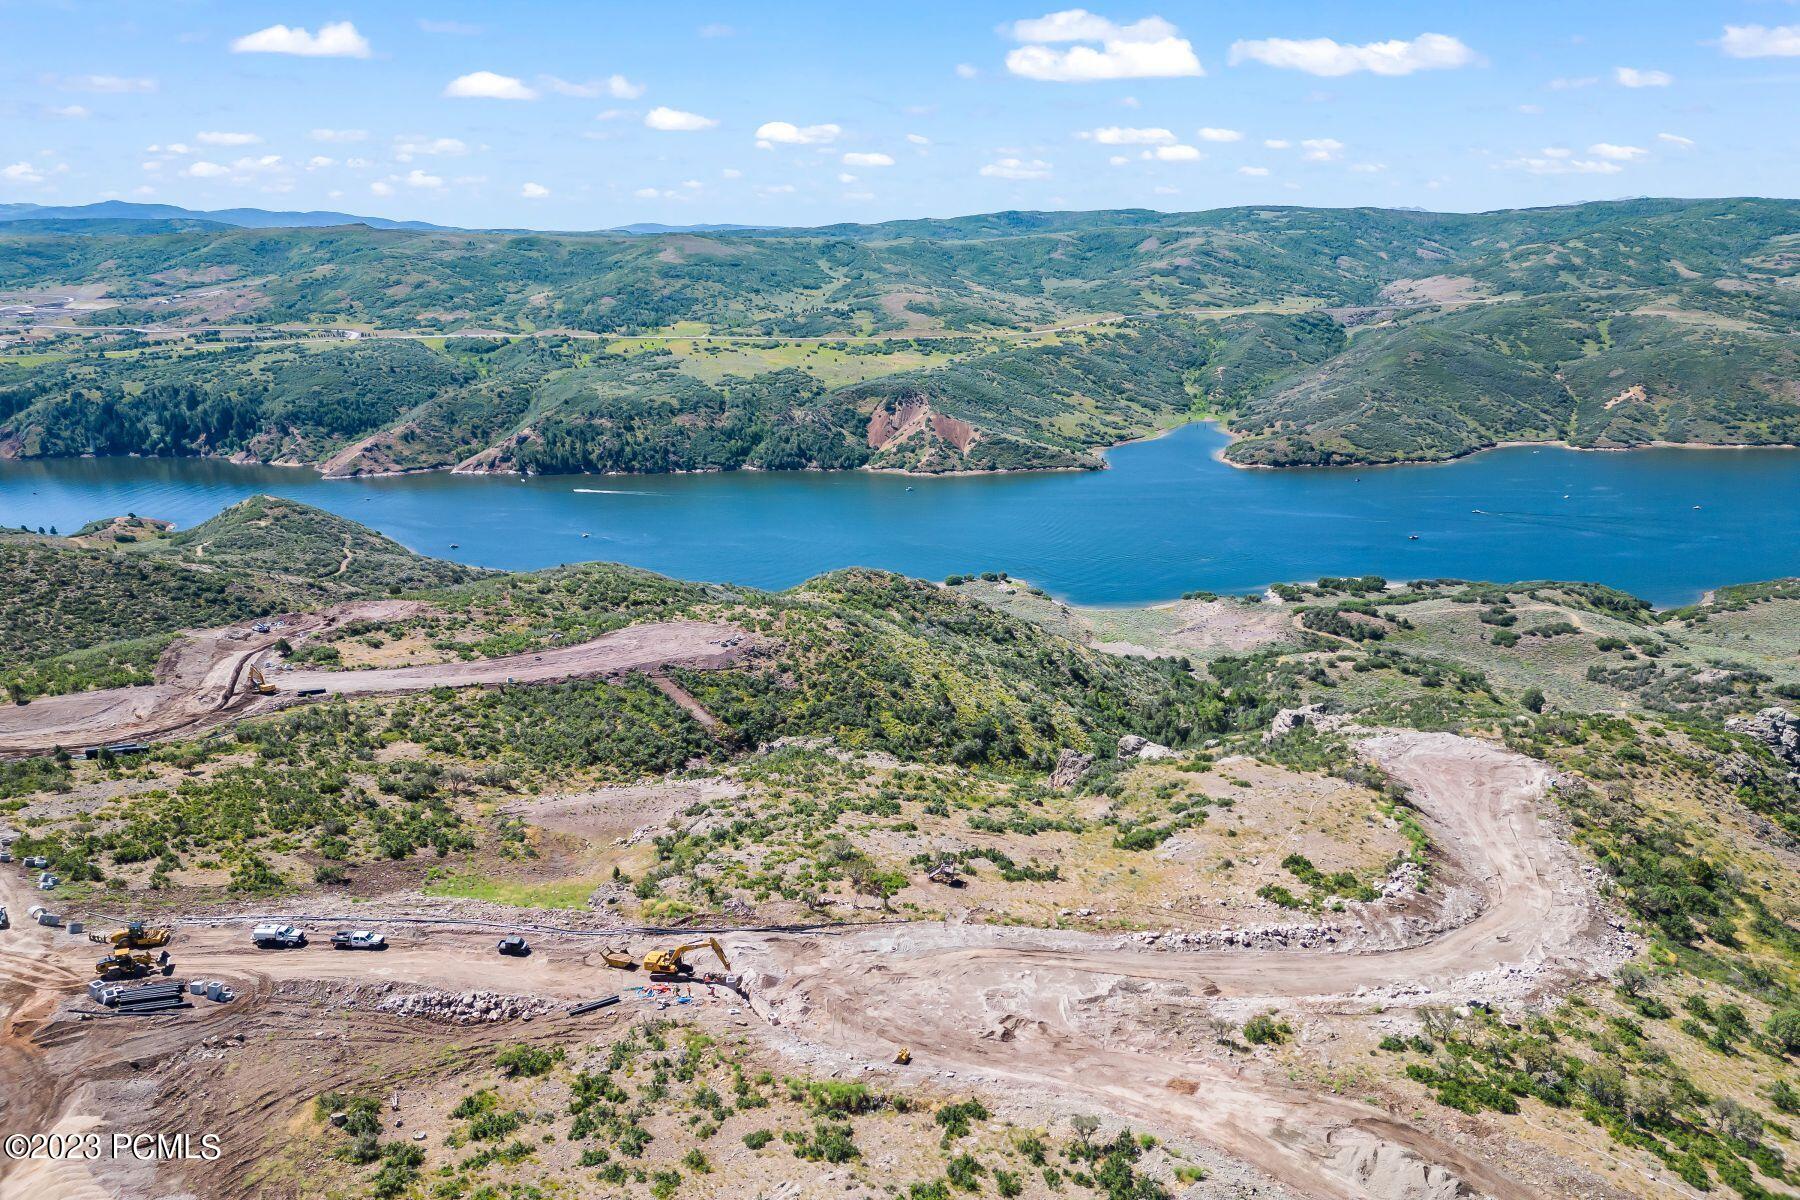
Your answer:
(0, 610), (753, 756)
(0, 733), (1620, 1200)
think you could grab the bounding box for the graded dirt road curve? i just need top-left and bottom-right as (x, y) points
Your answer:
(0, 733), (1619, 1200)
(0, 608), (753, 756)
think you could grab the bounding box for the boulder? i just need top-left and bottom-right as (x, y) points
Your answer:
(1726, 707), (1800, 776)
(1117, 734), (1178, 761)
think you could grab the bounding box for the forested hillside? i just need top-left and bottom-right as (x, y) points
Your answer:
(2, 197), (1796, 473)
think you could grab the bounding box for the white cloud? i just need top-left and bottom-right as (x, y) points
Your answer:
(755, 121), (841, 146)
(1108, 154), (1130, 166)
(645, 106), (717, 131)
(183, 161), (229, 178)
(1237, 165), (1270, 176)
(444, 71), (538, 100)
(632, 186), (660, 199)
(980, 156), (1053, 180)
(231, 21), (370, 58)
(1196, 127), (1242, 142)
(843, 151), (895, 167)
(543, 74), (645, 100)
(402, 168), (444, 189)
(231, 154), (284, 173)
(2, 162), (47, 184)
(520, 181), (551, 199)
(1299, 137), (1344, 162)
(306, 156), (335, 169)
(954, 63), (979, 79)
(370, 180), (394, 196)
(1615, 66), (1672, 88)
(309, 128), (368, 143)
(1263, 138), (1291, 149)
(1588, 142), (1646, 161)
(720, 167), (744, 179)
(837, 172), (858, 183)
(1547, 76), (1599, 90)
(1349, 162), (1386, 173)
(1657, 132), (1696, 148)
(197, 131), (261, 146)
(1505, 154), (1622, 176)
(1006, 10), (1203, 82)
(1229, 32), (1475, 77)
(59, 74), (156, 93)
(1152, 184), (1179, 195)
(45, 105), (89, 119)
(1151, 144), (1202, 161)
(906, 133), (931, 145)
(1080, 126), (1175, 145)
(394, 137), (471, 160)
(1720, 25), (1800, 58)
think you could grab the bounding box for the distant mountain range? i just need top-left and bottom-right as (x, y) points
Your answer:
(0, 201), (778, 237)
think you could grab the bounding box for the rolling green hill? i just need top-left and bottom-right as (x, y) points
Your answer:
(2, 197), (1796, 473)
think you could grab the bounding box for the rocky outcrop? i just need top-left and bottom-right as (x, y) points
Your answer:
(1727, 706), (1800, 781)
(1117, 734), (1178, 761)
(1263, 703), (1349, 743)
(1049, 748), (1095, 789)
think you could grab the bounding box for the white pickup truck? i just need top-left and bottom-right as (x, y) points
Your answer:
(252, 923), (307, 949)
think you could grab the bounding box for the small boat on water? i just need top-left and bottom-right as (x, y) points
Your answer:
(1408, 534), (1419, 541)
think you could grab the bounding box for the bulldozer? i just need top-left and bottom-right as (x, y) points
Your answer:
(88, 920), (171, 951)
(95, 948), (173, 980)
(246, 663), (277, 696)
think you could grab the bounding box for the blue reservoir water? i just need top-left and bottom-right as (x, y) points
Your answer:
(0, 423), (1794, 606)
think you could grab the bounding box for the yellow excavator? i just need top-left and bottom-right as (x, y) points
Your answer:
(87, 920), (171, 950)
(95, 948), (173, 980)
(246, 663), (277, 696)
(607, 937), (731, 978)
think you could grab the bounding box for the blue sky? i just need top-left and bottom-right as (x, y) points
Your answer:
(3, 1), (1798, 228)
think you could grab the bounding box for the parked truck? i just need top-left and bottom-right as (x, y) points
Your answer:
(252, 923), (307, 949)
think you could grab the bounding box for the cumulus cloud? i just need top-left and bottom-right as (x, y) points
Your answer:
(309, 128), (368, 143)
(1657, 132), (1696, 148)
(1151, 144), (1201, 161)
(183, 161), (229, 178)
(1615, 66), (1672, 87)
(755, 121), (842, 146)
(1006, 9), (1203, 82)
(1588, 143), (1646, 160)
(197, 131), (261, 146)
(444, 71), (538, 100)
(1263, 138), (1291, 149)
(45, 104), (89, 119)
(1079, 126), (1175, 145)
(520, 181), (551, 199)
(645, 106), (717, 131)
(980, 156), (1053, 180)
(1229, 32), (1474, 76)
(906, 133), (931, 145)
(401, 168), (443, 189)
(1237, 165), (1270, 176)
(2, 161), (48, 184)
(370, 180), (394, 197)
(306, 156), (334, 169)
(842, 151), (895, 167)
(1720, 25), (1800, 58)
(955, 63), (979, 79)
(231, 21), (371, 58)
(543, 74), (645, 99)
(1196, 127), (1242, 142)
(1299, 137), (1344, 162)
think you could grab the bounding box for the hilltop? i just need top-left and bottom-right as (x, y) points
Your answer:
(2, 197), (1797, 474)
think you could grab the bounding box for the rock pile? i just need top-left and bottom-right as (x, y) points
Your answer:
(375, 988), (555, 1023)
(1262, 703), (1347, 743)
(1130, 923), (1340, 951)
